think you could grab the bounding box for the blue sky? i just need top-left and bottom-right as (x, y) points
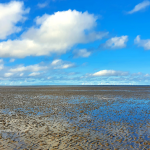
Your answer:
(0, 0), (150, 85)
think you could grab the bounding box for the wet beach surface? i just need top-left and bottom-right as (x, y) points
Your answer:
(0, 86), (150, 150)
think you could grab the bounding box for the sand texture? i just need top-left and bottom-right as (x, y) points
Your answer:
(0, 86), (150, 149)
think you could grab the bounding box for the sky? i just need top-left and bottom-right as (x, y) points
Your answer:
(0, 0), (150, 85)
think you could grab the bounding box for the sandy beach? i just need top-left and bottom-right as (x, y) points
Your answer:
(0, 86), (150, 150)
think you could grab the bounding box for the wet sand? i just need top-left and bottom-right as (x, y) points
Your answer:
(0, 86), (150, 150)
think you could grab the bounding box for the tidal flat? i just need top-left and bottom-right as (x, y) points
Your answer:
(0, 86), (150, 150)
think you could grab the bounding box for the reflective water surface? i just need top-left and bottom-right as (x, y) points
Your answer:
(0, 86), (150, 149)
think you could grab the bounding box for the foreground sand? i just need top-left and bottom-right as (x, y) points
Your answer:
(0, 86), (150, 149)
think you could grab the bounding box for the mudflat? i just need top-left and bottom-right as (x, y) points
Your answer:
(0, 86), (150, 150)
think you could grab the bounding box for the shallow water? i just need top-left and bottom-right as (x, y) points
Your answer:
(0, 86), (150, 149)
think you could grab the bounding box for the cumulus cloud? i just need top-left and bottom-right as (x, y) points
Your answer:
(73, 49), (91, 58)
(131, 72), (143, 76)
(9, 58), (15, 62)
(47, 76), (51, 79)
(127, 1), (150, 14)
(134, 35), (150, 50)
(0, 1), (29, 39)
(4, 73), (13, 77)
(0, 10), (107, 58)
(102, 36), (128, 49)
(51, 59), (61, 66)
(144, 73), (150, 77)
(8, 59), (75, 77)
(29, 72), (40, 77)
(51, 59), (75, 69)
(61, 64), (74, 69)
(20, 73), (24, 77)
(9, 64), (48, 72)
(37, 2), (48, 8)
(0, 59), (4, 70)
(93, 70), (129, 76)
(0, 59), (3, 63)
(0, 64), (4, 70)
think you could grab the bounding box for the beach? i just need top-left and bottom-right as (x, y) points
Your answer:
(0, 86), (150, 150)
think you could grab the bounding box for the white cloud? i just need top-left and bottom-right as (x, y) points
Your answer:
(9, 58), (15, 62)
(0, 1), (29, 39)
(29, 72), (40, 77)
(0, 59), (3, 63)
(0, 10), (107, 58)
(4, 73), (13, 77)
(8, 59), (75, 77)
(9, 64), (48, 72)
(102, 36), (128, 49)
(47, 76), (51, 79)
(132, 72), (142, 76)
(51, 59), (75, 69)
(0, 64), (4, 70)
(144, 74), (150, 77)
(61, 64), (74, 69)
(134, 35), (150, 50)
(51, 59), (62, 65)
(20, 73), (24, 76)
(93, 70), (129, 76)
(37, 2), (48, 8)
(73, 49), (91, 58)
(127, 1), (150, 14)
(0, 59), (4, 70)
